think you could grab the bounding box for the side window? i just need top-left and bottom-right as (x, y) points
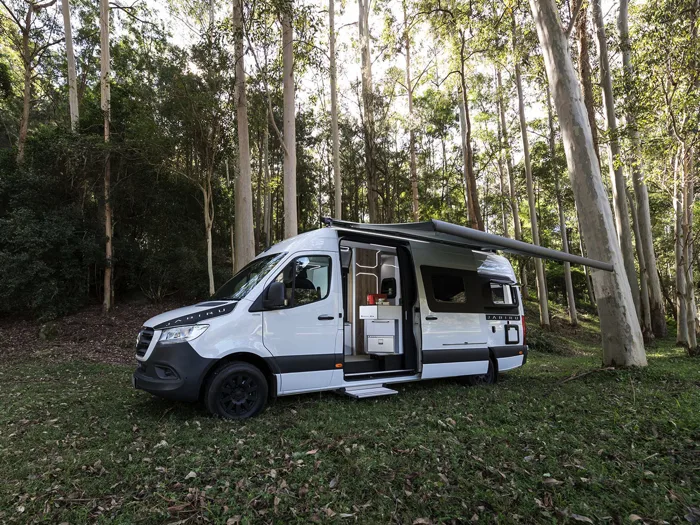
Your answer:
(490, 282), (516, 306)
(432, 274), (466, 303)
(273, 255), (331, 308)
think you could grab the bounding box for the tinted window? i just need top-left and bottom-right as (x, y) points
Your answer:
(432, 274), (466, 303)
(273, 255), (332, 307)
(489, 282), (517, 306)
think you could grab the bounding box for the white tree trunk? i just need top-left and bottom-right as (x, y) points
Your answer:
(627, 188), (653, 340)
(100, 0), (113, 312)
(547, 84), (577, 326)
(282, 10), (297, 237)
(329, 0), (342, 219)
(513, 16), (549, 327)
(683, 149), (697, 349)
(203, 180), (215, 295)
(618, 0), (667, 337)
(233, 0), (255, 270)
(404, 1), (418, 222)
(358, 0), (378, 222)
(591, 0), (642, 321)
(17, 8), (33, 164)
(497, 70), (521, 242)
(61, 0), (79, 130)
(528, 0), (646, 366)
(674, 150), (688, 345)
(263, 120), (271, 247)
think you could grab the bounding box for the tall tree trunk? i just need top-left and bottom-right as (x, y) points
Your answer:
(528, 0), (647, 366)
(329, 0), (342, 219)
(513, 14), (549, 327)
(547, 83), (577, 326)
(682, 148), (697, 349)
(61, 0), (79, 130)
(225, 159), (235, 274)
(233, 0), (256, 269)
(100, 0), (113, 312)
(591, 0), (642, 321)
(457, 45), (483, 230)
(358, 0), (378, 222)
(618, 0), (667, 337)
(263, 120), (271, 247)
(203, 178), (215, 295)
(282, 9), (298, 237)
(404, 1), (418, 222)
(575, 3), (600, 163)
(627, 188), (653, 341)
(17, 7), (33, 164)
(674, 150), (688, 346)
(497, 69), (528, 298)
(495, 69), (509, 238)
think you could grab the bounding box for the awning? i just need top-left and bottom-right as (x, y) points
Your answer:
(322, 218), (613, 272)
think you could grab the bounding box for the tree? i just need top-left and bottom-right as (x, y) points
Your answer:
(99, 0), (112, 312)
(591, 0), (643, 327)
(233, 0), (255, 271)
(512, 11), (549, 327)
(358, 0), (378, 222)
(60, 0), (77, 129)
(0, 0), (60, 163)
(527, 0), (647, 366)
(546, 83), (576, 325)
(282, 6), (297, 237)
(617, 0), (667, 337)
(404, 0), (418, 222)
(329, 0), (341, 219)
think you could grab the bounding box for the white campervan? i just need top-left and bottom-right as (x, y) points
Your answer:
(133, 219), (610, 419)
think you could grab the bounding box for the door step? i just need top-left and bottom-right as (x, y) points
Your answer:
(343, 386), (398, 399)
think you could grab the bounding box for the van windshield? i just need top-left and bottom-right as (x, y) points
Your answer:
(213, 253), (286, 301)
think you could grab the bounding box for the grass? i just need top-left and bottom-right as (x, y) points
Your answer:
(1, 317), (698, 523)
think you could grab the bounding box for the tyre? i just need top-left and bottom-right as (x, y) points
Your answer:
(466, 357), (497, 386)
(204, 362), (268, 419)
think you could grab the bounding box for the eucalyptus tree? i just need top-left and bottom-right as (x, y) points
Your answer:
(0, 0), (61, 163)
(329, 0), (341, 218)
(100, 0), (112, 310)
(591, 0), (643, 328)
(511, 9), (549, 327)
(281, 3), (296, 237)
(232, 0), (255, 270)
(60, 0), (78, 129)
(618, 0), (666, 337)
(527, 0), (646, 366)
(358, 0), (378, 222)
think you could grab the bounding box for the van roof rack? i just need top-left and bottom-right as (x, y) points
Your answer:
(321, 218), (613, 272)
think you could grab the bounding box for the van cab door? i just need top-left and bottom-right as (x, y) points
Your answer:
(262, 252), (343, 393)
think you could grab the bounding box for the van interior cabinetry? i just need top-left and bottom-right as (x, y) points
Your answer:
(360, 306), (403, 355)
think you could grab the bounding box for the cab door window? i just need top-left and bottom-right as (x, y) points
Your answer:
(273, 255), (332, 307)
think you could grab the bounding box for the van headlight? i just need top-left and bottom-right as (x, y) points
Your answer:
(159, 325), (209, 344)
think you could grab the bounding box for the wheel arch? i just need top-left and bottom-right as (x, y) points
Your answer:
(200, 352), (278, 400)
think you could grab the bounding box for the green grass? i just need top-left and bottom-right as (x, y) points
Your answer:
(1, 344), (698, 523)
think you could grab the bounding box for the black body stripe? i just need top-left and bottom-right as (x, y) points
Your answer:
(491, 345), (527, 359)
(422, 348), (489, 364)
(265, 354), (340, 374)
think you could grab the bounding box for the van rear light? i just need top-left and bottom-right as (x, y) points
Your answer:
(522, 315), (527, 345)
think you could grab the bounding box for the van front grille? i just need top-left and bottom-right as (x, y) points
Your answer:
(136, 328), (154, 357)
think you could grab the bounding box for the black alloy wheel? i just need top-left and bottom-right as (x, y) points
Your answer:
(205, 362), (268, 419)
(467, 358), (497, 386)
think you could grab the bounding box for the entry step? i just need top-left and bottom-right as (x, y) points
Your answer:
(343, 386), (398, 399)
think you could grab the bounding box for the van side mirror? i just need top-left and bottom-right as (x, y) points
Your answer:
(263, 281), (286, 309)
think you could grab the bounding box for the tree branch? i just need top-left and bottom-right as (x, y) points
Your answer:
(564, 0), (584, 39)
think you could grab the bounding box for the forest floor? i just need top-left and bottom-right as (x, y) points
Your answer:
(0, 301), (698, 524)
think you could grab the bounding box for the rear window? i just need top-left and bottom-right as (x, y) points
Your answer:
(490, 282), (517, 306)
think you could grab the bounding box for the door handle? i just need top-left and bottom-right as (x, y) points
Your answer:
(425, 316), (438, 320)
(318, 315), (335, 321)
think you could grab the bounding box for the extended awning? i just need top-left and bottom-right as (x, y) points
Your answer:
(322, 218), (613, 272)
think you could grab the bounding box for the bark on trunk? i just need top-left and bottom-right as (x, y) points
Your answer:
(627, 188), (653, 341)
(233, 0), (256, 270)
(591, 0), (642, 321)
(100, 0), (113, 312)
(674, 150), (688, 345)
(618, 0), (667, 337)
(282, 10), (298, 237)
(547, 84), (577, 326)
(203, 180), (215, 295)
(17, 8), (33, 164)
(497, 70), (521, 242)
(404, 1), (418, 222)
(528, 0), (646, 366)
(225, 159), (235, 274)
(514, 15), (549, 327)
(61, 0), (79, 130)
(263, 120), (271, 247)
(329, 0), (342, 219)
(358, 0), (378, 222)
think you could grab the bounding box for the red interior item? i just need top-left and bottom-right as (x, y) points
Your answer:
(367, 293), (387, 305)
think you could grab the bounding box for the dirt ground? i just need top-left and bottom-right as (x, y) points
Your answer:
(1, 301), (185, 366)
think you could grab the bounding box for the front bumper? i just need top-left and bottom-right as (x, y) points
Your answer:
(133, 341), (216, 402)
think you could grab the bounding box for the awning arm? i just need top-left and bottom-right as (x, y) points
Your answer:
(430, 220), (613, 272)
